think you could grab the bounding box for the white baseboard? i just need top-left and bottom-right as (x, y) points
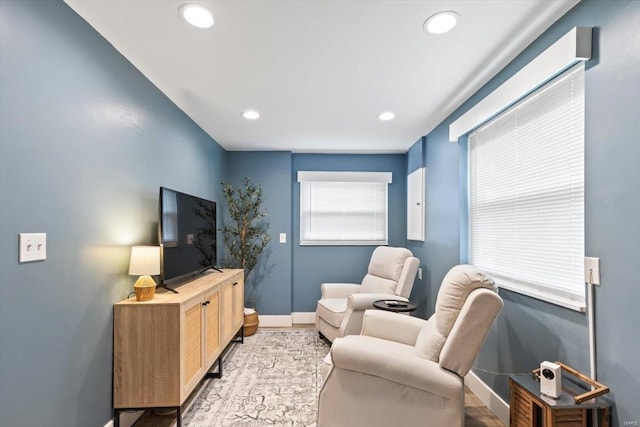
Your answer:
(258, 312), (317, 327)
(258, 315), (293, 327)
(104, 410), (144, 427)
(292, 312), (315, 324)
(465, 370), (509, 426)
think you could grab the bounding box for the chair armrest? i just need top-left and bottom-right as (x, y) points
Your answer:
(361, 309), (427, 346)
(347, 293), (408, 310)
(330, 336), (461, 401)
(320, 283), (361, 299)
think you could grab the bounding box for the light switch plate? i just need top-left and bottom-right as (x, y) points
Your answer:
(279, 233), (287, 244)
(584, 257), (600, 285)
(19, 233), (47, 262)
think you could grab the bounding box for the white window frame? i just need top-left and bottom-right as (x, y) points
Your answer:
(468, 63), (585, 312)
(297, 171), (392, 246)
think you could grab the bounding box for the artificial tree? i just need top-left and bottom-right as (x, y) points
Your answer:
(220, 178), (270, 308)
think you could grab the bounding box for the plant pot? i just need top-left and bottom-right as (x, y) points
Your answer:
(243, 310), (259, 337)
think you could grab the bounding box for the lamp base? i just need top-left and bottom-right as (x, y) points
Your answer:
(133, 275), (156, 301)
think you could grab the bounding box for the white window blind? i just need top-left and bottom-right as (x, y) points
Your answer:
(298, 171), (391, 245)
(469, 63), (585, 311)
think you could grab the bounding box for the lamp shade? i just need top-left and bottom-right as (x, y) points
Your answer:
(128, 246), (160, 276)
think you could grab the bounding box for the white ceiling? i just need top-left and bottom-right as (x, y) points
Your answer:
(64, 0), (579, 153)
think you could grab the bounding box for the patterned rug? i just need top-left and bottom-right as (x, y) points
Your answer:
(182, 328), (330, 427)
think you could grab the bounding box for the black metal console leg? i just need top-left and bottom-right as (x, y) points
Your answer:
(205, 355), (223, 379)
(113, 409), (120, 427)
(176, 405), (182, 427)
(231, 326), (244, 344)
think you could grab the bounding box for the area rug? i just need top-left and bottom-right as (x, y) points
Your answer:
(181, 328), (330, 427)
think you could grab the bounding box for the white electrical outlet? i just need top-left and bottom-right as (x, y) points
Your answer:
(584, 257), (600, 285)
(19, 233), (47, 262)
(279, 233), (286, 244)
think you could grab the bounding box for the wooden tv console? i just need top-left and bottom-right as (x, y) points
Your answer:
(113, 269), (244, 427)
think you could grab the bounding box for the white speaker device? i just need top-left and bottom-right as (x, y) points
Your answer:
(540, 361), (562, 398)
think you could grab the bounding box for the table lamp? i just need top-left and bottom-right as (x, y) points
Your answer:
(129, 246), (160, 301)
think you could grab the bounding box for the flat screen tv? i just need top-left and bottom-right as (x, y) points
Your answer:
(158, 187), (219, 289)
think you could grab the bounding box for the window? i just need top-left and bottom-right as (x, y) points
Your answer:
(469, 63), (585, 311)
(298, 171), (391, 245)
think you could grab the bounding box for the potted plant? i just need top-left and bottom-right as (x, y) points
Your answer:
(220, 178), (270, 336)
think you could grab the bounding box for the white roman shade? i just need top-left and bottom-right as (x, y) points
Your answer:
(298, 171), (392, 245)
(469, 63), (585, 311)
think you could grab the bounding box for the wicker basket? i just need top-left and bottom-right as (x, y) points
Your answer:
(243, 311), (259, 336)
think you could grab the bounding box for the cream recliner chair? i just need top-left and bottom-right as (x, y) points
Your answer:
(315, 246), (419, 343)
(318, 265), (503, 427)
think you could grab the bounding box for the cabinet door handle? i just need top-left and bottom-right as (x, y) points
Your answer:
(232, 282), (238, 286)
(202, 302), (207, 307)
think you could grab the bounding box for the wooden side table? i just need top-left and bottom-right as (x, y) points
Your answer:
(510, 375), (610, 427)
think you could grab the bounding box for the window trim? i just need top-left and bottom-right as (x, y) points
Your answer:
(450, 27), (592, 142)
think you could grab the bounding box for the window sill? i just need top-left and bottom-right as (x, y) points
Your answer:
(300, 240), (388, 246)
(496, 279), (586, 312)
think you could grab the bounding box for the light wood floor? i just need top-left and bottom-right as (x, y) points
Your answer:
(465, 387), (506, 427)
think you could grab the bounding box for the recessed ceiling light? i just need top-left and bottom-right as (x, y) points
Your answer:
(378, 112), (395, 121)
(179, 4), (214, 29)
(423, 11), (459, 35)
(242, 110), (260, 120)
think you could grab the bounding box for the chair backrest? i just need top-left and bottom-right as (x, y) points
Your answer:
(358, 246), (419, 298)
(414, 265), (503, 376)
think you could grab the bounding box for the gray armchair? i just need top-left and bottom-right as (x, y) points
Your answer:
(315, 246), (419, 342)
(318, 265), (503, 427)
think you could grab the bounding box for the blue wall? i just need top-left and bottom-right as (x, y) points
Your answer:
(406, 136), (426, 174)
(0, 1), (226, 426)
(292, 154), (407, 312)
(223, 152), (409, 316)
(405, 137), (429, 318)
(224, 152), (293, 315)
(411, 0), (640, 425)
(406, 129), (462, 320)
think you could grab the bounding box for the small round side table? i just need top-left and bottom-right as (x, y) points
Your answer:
(373, 299), (417, 313)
